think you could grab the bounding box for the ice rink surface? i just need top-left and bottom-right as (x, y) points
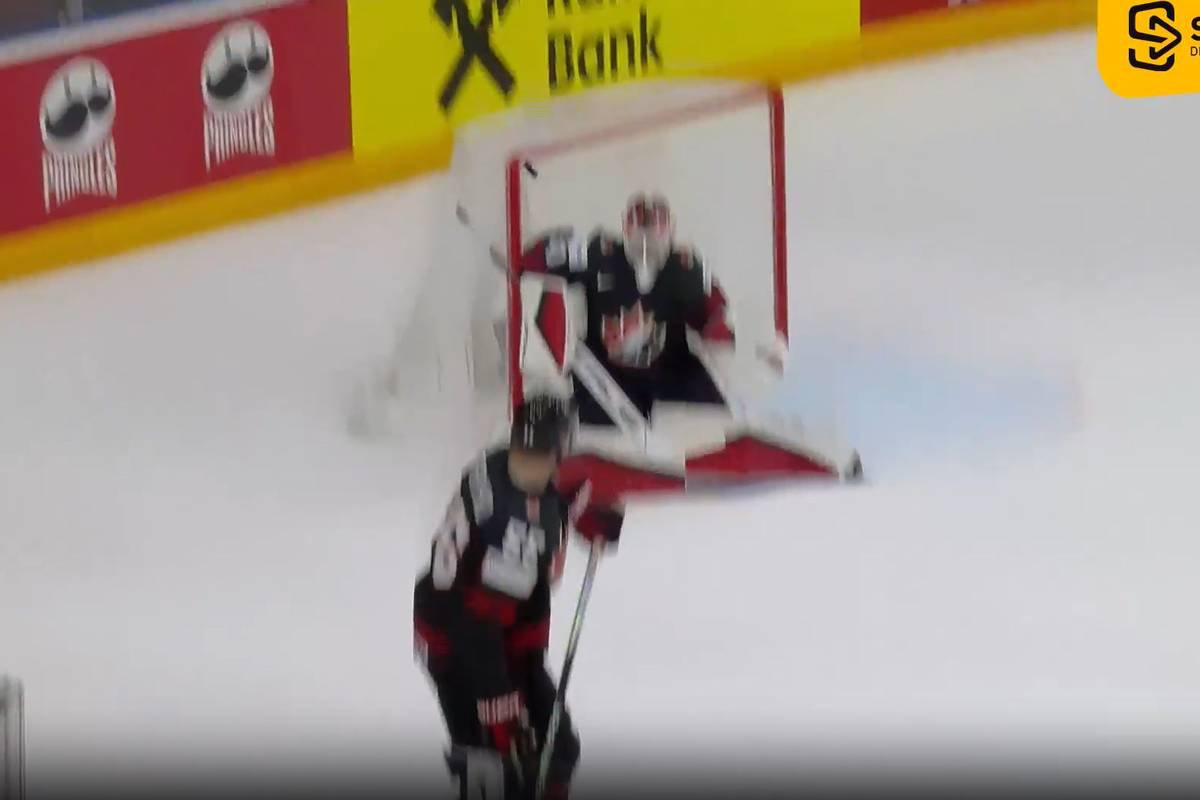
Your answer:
(3, 30), (1200, 794)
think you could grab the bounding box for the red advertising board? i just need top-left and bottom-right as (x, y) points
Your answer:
(0, 0), (351, 236)
(862, 0), (1019, 26)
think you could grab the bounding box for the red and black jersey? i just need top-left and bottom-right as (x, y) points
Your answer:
(521, 229), (734, 371)
(414, 449), (569, 675)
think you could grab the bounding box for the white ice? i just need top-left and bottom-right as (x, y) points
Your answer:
(2, 30), (1199, 794)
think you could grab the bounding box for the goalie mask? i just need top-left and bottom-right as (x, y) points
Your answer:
(623, 193), (673, 292)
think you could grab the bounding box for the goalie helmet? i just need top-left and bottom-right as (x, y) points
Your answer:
(511, 394), (574, 456)
(623, 193), (673, 291)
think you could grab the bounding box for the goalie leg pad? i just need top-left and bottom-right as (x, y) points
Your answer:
(519, 273), (586, 400)
(685, 422), (862, 484)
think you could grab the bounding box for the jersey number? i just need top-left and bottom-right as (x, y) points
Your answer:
(431, 497), (469, 590)
(481, 519), (546, 600)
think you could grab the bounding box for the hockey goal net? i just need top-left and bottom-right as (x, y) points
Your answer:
(357, 80), (788, 458)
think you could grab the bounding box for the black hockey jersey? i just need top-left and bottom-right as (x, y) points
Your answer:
(414, 448), (569, 671)
(522, 229), (734, 371)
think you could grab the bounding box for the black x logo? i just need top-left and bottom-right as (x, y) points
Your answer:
(434, 0), (516, 112)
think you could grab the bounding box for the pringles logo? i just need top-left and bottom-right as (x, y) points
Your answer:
(202, 20), (277, 170)
(39, 58), (119, 212)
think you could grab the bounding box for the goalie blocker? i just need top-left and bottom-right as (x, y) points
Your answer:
(515, 199), (861, 510)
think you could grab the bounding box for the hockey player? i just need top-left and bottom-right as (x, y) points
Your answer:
(517, 194), (862, 490)
(521, 193), (736, 427)
(414, 395), (616, 800)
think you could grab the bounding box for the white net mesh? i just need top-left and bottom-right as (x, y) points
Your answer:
(357, 79), (785, 457)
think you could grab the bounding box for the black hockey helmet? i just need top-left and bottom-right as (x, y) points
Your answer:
(511, 393), (574, 457)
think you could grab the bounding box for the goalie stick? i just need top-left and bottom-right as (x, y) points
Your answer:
(535, 538), (603, 800)
(569, 344), (650, 445)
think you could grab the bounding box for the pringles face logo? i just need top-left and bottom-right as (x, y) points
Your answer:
(201, 20), (276, 171)
(39, 58), (119, 212)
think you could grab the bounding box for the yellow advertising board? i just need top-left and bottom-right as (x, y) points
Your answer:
(347, 0), (860, 156)
(0, 0), (1094, 284)
(1098, 0), (1200, 98)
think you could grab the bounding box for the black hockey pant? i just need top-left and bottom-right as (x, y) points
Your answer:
(574, 349), (726, 428)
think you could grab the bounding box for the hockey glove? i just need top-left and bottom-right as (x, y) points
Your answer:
(574, 504), (624, 548)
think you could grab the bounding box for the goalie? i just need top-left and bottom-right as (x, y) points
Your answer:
(517, 193), (861, 490)
(521, 193), (742, 426)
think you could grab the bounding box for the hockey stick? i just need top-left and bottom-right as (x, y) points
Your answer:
(535, 538), (604, 800)
(570, 345), (650, 446)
